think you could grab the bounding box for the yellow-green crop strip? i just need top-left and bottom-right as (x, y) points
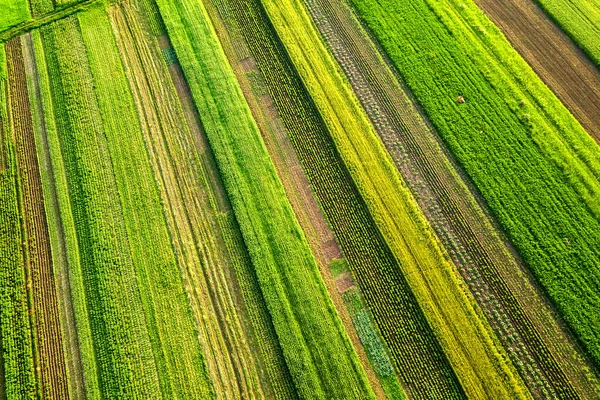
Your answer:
(154, 0), (375, 398)
(259, 0), (530, 398)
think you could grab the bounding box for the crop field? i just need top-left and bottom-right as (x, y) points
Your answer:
(0, 0), (599, 399)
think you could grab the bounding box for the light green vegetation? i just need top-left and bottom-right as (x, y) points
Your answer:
(29, 27), (98, 399)
(154, 0), (375, 398)
(0, 0), (31, 32)
(533, 0), (600, 66)
(260, 0), (529, 398)
(350, 0), (600, 370)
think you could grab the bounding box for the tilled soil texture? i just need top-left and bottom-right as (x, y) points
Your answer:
(303, 0), (600, 397)
(474, 0), (600, 143)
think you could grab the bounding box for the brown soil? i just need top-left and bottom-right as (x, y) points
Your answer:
(474, 0), (600, 143)
(5, 37), (69, 400)
(203, 1), (386, 397)
(335, 273), (356, 293)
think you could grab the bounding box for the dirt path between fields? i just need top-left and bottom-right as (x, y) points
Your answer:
(474, 0), (600, 143)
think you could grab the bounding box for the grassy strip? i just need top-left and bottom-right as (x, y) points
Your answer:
(155, 0), (375, 398)
(0, 0), (31, 32)
(39, 15), (161, 397)
(0, 0), (97, 42)
(350, 0), (600, 369)
(0, 58), (36, 400)
(533, 0), (600, 67)
(260, 0), (529, 398)
(78, 6), (213, 398)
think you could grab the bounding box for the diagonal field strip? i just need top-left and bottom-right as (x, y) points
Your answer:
(0, 0), (99, 42)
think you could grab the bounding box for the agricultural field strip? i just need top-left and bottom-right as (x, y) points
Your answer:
(210, 0), (467, 397)
(349, 0), (600, 374)
(78, 6), (215, 399)
(23, 29), (87, 399)
(28, 26), (100, 398)
(39, 15), (163, 398)
(532, 0), (600, 67)
(0, 44), (37, 400)
(260, 0), (529, 398)
(109, 2), (275, 397)
(203, 0), (387, 396)
(154, 0), (376, 398)
(6, 36), (69, 400)
(0, 0), (99, 42)
(304, 0), (593, 396)
(472, 0), (600, 142)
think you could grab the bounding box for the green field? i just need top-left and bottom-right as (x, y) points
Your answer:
(533, 0), (600, 66)
(0, 0), (31, 32)
(0, 0), (599, 398)
(350, 0), (600, 369)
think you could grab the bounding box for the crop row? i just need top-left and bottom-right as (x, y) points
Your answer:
(350, 0), (600, 371)
(154, 0), (376, 398)
(7, 35), (70, 400)
(78, 5), (216, 398)
(38, 15), (163, 398)
(0, 48), (37, 400)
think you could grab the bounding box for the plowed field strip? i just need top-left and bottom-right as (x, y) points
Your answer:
(473, 0), (600, 142)
(5, 36), (68, 400)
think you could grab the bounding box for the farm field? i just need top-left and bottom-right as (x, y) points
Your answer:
(0, 0), (599, 399)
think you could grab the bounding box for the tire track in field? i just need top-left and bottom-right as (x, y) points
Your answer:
(473, 0), (600, 143)
(5, 36), (69, 400)
(303, 0), (599, 397)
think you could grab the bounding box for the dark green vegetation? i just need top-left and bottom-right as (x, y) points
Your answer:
(0, 0), (599, 398)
